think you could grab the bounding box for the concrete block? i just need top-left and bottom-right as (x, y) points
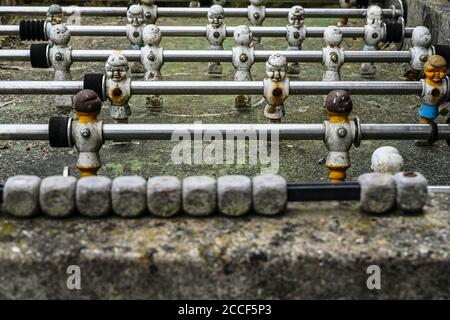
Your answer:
(358, 173), (396, 214)
(252, 174), (287, 216)
(3, 175), (41, 217)
(111, 176), (147, 217)
(394, 171), (428, 213)
(76, 176), (112, 217)
(147, 176), (181, 217)
(39, 176), (76, 217)
(183, 176), (216, 216)
(217, 175), (252, 216)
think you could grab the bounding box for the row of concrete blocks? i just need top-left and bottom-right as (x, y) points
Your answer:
(1, 174), (287, 218)
(1, 172), (429, 218)
(358, 172), (429, 215)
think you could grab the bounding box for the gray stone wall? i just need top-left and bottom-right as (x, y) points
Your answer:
(406, 0), (450, 45)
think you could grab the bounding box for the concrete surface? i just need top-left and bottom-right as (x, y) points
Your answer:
(0, 192), (449, 299)
(406, 0), (450, 45)
(0, 0), (449, 299)
(1, 14), (450, 185)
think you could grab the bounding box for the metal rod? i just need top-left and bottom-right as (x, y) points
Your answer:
(0, 81), (83, 95)
(428, 186), (450, 193)
(0, 49), (413, 63)
(0, 80), (423, 96)
(0, 25), (415, 38)
(102, 123), (326, 140)
(0, 6), (400, 19)
(288, 182), (361, 202)
(288, 81), (422, 95)
(1, 123), (450, 141)
(0, 124), (49, 140)
(360, 124), (450, 140)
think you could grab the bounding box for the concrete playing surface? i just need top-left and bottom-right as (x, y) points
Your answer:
(0, 3), (449, 299)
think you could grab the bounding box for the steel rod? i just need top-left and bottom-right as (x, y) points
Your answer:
(1, 123), (450, 141)
(0, 49), (413, 63)
(288, 81), (422, 95)
(360, 124), (450, 140)
(0, 124), (49, 140)
(0, 6), (400, 19)
(102, 123), (326, 140)
(0, 80), (424, 96)
(0, 25), (415, 38)
(288, 182), (361, 202)
(0, 81), (83, 95)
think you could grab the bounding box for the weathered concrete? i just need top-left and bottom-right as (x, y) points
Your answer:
(394, 171), (428, 213)
(0, 191), (449, 299)
(39, 176), (77, 217)
(0, 1), (449, 299)
(358, 173), (397, 214)
(406, 0), (450, 46)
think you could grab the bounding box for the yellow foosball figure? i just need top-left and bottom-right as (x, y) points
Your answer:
(418, 55), (448, 124)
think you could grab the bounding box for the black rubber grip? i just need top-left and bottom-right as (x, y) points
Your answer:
(384, 23), (392, 43)
(83, 73), (105, 102)
(288, 182), (360, 202)
(385, 23), (402, 43)
(393, 22), (403, 43)
(30, 43), (49, 68)
(49, 116), (71, 148)
(428, 121), (439, 145)
(19, 20), (47, 41)
(434, 45), (450, 65)
(446, 118), (450, 147)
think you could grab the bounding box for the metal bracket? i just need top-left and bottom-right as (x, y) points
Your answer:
(428, 121), (439, 145)
(384, 0), (406, 23)
(445, 76), (450, 103)
(395, 17), (405, 50)
(67, 116), (73, 147)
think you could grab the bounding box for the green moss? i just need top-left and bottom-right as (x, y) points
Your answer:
(104, 163), (125, 177)
(130, 160), (144, 173)
(0, 222), (18, 240)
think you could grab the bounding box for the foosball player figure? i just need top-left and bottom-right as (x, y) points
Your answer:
(206, 5), (226, 76)
(264, 54), (289, 122)
(72, 90), (104, 177)
(324, 90), (354, 183)
(418, 55), (448, 124)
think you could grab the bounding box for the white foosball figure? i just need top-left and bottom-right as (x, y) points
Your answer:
(232, 25), (255, 109)
(141, 24), (164, 111)
(322, 26), (345, 81)
(286, 6), (306, 75)
(206, 5), (226, 76)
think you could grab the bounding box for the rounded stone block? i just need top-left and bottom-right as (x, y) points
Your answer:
(182, 176), (216, 216)
(147, 176), (181, 217)
(393, 171), (429, 214)
(76, 176), (112, 217)
(3, 175), (41, 217)
(217, 175), (252, 216)
(111, 176), (147, 217)
(358, 173), (396, 214)
(252, 174), (287, 216)
(39, 176), (76, 217)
